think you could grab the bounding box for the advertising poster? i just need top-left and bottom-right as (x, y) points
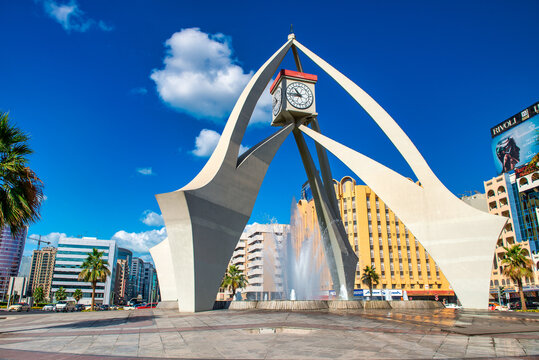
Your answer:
(491, 102), (539, 174)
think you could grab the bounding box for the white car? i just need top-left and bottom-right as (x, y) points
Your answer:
(42, 304), (55, 311)
(444, 303), (463, 309)
(55, 301), (76, 312)
(8, 303), (30, 312)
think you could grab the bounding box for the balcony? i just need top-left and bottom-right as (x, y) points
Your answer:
(231, 256), (245, 264)
(232, 249), (245, 258)
(247, 234), (264, 245)
(249, 259), (263, 268)
(248, 242), (264, 252)
(247, 252), (262, 261)
(248, 267), (264, 277)
(245, 285), (263, 292)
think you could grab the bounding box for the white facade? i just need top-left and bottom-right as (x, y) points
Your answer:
(243, 223), (287, 299)
(52, 237), (117, 305)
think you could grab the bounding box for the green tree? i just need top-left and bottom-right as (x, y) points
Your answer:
(73, 289), (83, 303)
(55, 287), (67, 301)
(221, 265), (248, 299)
(501, 244), (533, 310)
(361, 265), (380, 300)
(33, 286), (44, 303)
(78, 248), (111, 310)
(0, 112), (43, 235)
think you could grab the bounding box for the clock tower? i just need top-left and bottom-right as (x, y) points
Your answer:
(270, 69), (317, 126)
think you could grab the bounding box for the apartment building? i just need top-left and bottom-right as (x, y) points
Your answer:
(28, 246), (57, 301)
(51, 237), (117, 305)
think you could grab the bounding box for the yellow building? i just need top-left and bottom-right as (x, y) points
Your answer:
(298, 176), (454, 300)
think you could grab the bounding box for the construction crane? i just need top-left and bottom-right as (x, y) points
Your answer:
(27, 235), (51, 251)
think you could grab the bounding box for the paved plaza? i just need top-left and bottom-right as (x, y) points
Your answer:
(1, 307), (539, 359)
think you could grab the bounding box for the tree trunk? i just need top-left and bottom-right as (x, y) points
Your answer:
(369, 283), (373, 301)
(91, 282), (96, 311)
(518, 279), (527, 311)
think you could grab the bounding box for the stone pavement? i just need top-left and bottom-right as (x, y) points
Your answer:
(0, 307), (539, 359)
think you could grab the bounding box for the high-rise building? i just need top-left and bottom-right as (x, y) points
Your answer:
(28, 246), (57, 301)
(142, 262), (158, 302)
(129, 257), (144, 300)
(485, 101), (539, 300)
(297, 178), (453, 300)
(51, 237), (117, 305)
(484, 172), (539, 297)
(18, 255), (32, 278)
(114, 248), (132, 303)
(243, 224), (287, 300)
(0, 227), (28, 298)
(113, 259), (129, 304)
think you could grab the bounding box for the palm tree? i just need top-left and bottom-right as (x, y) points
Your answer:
(73, 289), (83, 304)
(0, 112), (43, 235)
(361, 265), (380, 300)
(33, 286), (44, 304)
(221, 265), (248, 299)
(78, 248), (111, 310)
(501, 244), (533, 310)
(55, 287), (67, 301)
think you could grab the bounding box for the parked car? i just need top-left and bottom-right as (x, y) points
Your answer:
(135, 302), (158, 309)
(98, 304), (110, 311)
(123, 305), (136, 310)
(74, 304), (85, 311)
(8, 303), (30, 312)
(444, 303), (462, 309)
(42, 303), (56, 311)
(55, 301), (76, 312)
(507, 301), (539, 310)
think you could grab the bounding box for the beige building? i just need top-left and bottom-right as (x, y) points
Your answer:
(298, 177), (453, 299)
(218, 223), (287, 301)
(28, 247), (57, 301)
(484, 173), (537, 296)
(113, 259), (129, 304)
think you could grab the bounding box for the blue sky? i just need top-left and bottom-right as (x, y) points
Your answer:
(1, 1), (538, 261)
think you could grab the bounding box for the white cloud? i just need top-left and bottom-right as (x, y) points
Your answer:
(40, 0), (112, 33)
(136, 167), (154, 176)
(141, 210), (164, 227)
(150, 28), (272, 123)
(191, 128), (248, 157)
(112, 227), (167, 253)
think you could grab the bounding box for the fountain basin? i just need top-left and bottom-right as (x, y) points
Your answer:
(229, 301), (258, 310)
(256, 300), (328, 311)
(327, 300), (363, 310)
(389, 300), (444, 310)
(362, 300), (392, 309)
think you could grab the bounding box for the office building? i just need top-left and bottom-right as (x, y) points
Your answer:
(18, 256), (32, 278)
(142, 262), (158, 302)
(298, 178), (453, 300)
(485, 101), (539, 299)
(485, 172), (539, 296)
(51, 237), (117, 305)
(114, 248), (132, 304)
(0, 227), (28, 298)
(129, 257), (144, 300)
(28, 247), (57, 301)
(7, 276), (28, 303)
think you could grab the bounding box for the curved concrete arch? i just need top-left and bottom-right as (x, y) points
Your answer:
(300, 122), (505, 308)
(291, 40), (506, 308)
(151, 39), (294, 312)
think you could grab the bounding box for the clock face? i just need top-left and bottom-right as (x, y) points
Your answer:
(272, 87), (282, 116)
(286, 82), (313, 109)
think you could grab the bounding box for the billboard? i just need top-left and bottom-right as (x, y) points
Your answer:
(491, 102), (539, 174)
